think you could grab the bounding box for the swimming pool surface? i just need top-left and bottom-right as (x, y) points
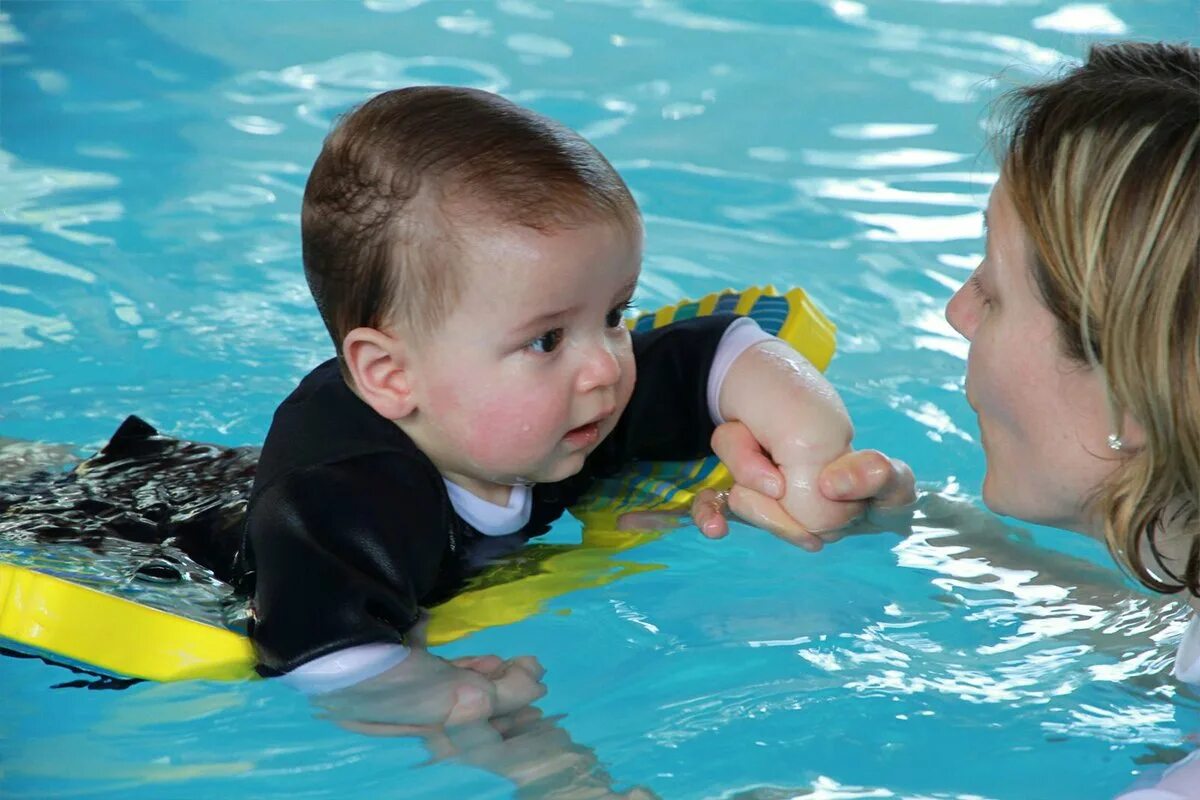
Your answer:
(2, 1), (1197, 797)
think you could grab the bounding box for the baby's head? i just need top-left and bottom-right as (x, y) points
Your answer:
(302, 85), (640, 364)
(302, 87), (645, 494)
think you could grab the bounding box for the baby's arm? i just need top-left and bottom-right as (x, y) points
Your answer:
(245, 460), (544, 726)
(716, 339), (866, 534)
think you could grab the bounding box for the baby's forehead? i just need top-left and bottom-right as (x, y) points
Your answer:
(432, 196), (634, 259)
(437, 182), (637, 235)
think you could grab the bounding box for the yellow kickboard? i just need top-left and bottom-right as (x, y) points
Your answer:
(0, 562), (256, 681)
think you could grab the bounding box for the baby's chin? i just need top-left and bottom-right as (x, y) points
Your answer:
(492, 422), (620, 485)
(512, 448), (596, 486)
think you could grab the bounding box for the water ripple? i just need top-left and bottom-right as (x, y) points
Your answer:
(1033, 3), (1128, 35)
(0, 235), (96, 285)
(802, 148), (968, 170)
(851, 210), (982, 243)
(0, 151), (123, 245)
(498, 0), (553, 20)
(436, 12), (493, 36)
(227, 53), (509, 129)
(506, 32), (573, 60)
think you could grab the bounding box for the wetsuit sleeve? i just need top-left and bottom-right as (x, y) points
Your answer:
(590, 313), (739, 471)
(244, 453), (449, 674)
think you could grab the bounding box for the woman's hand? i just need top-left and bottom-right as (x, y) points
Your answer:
(691, 421), (916, 550)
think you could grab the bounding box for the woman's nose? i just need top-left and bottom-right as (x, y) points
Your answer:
(945, 281), (976, 340)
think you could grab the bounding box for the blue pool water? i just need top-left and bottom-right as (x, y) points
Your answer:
(2, 1), (1198, 797)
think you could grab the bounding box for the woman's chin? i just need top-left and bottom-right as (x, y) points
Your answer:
(980, 473), (1021, 519)
(981, 474), (1092, 533)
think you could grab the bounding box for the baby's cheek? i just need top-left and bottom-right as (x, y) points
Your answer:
(463, 394), (551, 467)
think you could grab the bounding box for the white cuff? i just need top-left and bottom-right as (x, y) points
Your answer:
(280, 643), (411, 695)
(707, 317), (775, 426)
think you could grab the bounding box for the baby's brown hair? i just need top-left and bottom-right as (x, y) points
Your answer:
(302, 86), (640, 361)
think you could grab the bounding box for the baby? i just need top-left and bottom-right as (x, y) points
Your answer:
(241, 86), (864, 727)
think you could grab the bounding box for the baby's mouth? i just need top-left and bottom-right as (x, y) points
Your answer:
(563, 421), (602, 448)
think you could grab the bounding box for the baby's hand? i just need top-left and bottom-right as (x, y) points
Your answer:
(314, 647), (546, 732)
(321, 655), (658, 798)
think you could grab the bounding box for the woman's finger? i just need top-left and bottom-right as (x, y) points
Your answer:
(692, 484), (826, 551)
(691, 487), (732, 539)
(711, 422), (785, 499)
(727, 485), (824, 552)
(819, 449), (916, 507)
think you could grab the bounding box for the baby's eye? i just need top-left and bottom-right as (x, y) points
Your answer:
(528, 328), (564, 353)
(606, 300), (634, 329)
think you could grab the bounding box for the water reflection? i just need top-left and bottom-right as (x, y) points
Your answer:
(1034, 3), (1129, 35)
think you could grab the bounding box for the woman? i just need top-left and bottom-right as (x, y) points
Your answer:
(694, 41), (1199, 799)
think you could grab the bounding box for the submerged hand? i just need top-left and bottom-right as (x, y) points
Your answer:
(331, 663), (655, 799)
(422, 708), (659, 800)
(316, 647), (546, 732)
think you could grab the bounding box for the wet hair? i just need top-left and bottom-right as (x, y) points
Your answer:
(995, 42), (1200, 595)
(301, 86), (640, 361)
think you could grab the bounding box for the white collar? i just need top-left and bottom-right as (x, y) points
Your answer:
(443, 479), (533, 536)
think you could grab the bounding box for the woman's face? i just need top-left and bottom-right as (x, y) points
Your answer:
(944, 177), (1128, 534)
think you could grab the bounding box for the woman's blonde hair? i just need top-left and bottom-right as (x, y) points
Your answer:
(997, 41), (1200, 596)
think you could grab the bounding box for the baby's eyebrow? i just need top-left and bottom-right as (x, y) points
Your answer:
(611, 275), (639, 302)
(513, 306), (573, 334)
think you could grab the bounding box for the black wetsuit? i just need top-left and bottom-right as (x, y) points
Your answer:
(0, 415), (256, 584)
(243, 314), (735, 673)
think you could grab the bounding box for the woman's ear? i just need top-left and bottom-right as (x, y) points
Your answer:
(342, 327), (418, 420)
(1117, 410), (1147, 452)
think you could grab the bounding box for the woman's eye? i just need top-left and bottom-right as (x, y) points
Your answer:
(529, 328), (564, 353)
(968, 274), (991, 306)
(606, 300), (634, 328)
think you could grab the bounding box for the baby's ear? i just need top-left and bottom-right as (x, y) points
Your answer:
(342, 327), (417, 420)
